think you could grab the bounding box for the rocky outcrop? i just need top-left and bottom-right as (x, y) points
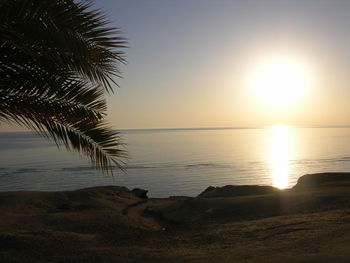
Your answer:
(151, 173), (350, 223)
(198, 185), (279, 198)
(292, 172), (350, 189)
(0, 185), (162, 231)
(131, 188), (148, 199)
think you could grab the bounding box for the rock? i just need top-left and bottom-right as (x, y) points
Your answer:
(198, 185), (279, 198)
(131, 188), (148, 199)
(293, 173), (350, 189)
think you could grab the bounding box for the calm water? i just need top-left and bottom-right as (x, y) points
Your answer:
(1, 127), (350, 197)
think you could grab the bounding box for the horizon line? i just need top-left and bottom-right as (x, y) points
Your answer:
(3, 124), (350, 133)
(119, 124), (350, 132)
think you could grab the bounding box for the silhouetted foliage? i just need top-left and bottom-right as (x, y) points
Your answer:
(0, 0), (128, 173)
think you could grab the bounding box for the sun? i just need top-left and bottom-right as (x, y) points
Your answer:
(251, 57), (311, 109)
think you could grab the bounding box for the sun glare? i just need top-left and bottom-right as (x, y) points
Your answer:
(251, 57), (312, 109)
(268, 125), (293, 189)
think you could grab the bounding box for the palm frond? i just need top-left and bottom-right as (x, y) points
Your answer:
(0, 0), (128, 173)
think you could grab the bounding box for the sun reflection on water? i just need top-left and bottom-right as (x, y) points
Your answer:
(268, 125), (293, 189)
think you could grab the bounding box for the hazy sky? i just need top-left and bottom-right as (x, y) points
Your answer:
(3, 0), (350, 130)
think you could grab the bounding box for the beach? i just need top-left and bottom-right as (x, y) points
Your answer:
(1, 173), (349, 263)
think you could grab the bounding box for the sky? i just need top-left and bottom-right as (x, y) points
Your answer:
(2, 0), (350, 130)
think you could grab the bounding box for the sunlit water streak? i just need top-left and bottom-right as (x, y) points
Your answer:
(2, 127), (350, 197)
(268, 125), (293, 189)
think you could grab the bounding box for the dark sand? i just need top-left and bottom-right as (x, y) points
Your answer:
(0, 173), (350, 262)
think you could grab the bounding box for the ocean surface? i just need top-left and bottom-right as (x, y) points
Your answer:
(1, 127), (350, 197)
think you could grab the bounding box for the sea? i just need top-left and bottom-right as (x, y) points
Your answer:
(1, 126), (350, 197)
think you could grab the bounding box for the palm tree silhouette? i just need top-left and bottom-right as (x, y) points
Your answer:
(0, 0), (128, 173)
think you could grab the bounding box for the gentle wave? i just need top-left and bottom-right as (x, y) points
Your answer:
(3, 156), (350, 174)
(0, 168), (44, 175)
(61, 166), (96, 171)
(291, 156), (350, 165)
(185, 163), (234, 169)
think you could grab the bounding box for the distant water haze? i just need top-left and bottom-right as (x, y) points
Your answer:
(2, 127), (350, 197)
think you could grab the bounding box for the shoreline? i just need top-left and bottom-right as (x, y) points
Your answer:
(2, 171), (349, 198)
(1, 172), (350, 262)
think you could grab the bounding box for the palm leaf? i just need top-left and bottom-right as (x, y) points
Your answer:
(0, 0), (128, 173)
